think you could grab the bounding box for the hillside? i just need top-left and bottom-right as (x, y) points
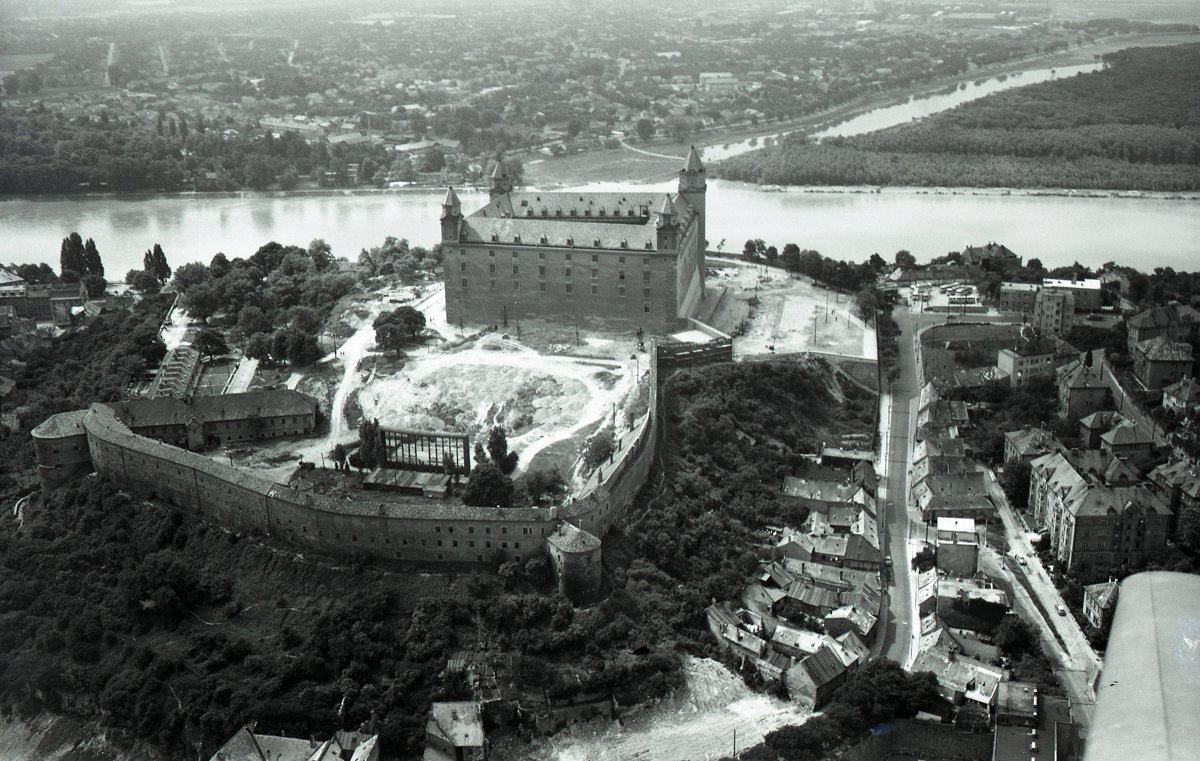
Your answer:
(715, 43), (1200, 191)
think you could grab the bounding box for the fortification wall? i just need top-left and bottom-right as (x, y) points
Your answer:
(66, 353), (668, 569)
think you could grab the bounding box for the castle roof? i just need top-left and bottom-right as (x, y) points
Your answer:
(106, 389), (318, 429)
(684, 144), (704, 173)
(490, 160), (507, 179)
(442, 186), (460, 206)
(657, 194), (676, 217)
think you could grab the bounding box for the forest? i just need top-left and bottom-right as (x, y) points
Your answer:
(716, 43), (1200, 191)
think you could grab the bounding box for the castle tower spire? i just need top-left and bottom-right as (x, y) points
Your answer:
(440, 186), (462, 242)
(489, 159), (513, 200)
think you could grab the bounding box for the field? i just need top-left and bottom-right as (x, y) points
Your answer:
(699, 258), (876, 360)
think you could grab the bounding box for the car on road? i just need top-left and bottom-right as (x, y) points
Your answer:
(1056, 605), (1067, 616)
(1017, 556), (1027, 566)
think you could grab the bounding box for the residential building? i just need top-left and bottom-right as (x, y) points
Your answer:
(995, 336), (1075, 387)
(960, 242), (1020, 270)
(1079, 411), (1126, 449)
(1042, 278), (1102, 311)
(912, 646), (1006, 710)
(935, 517), (978, 577)
(785, 641), (856, 709)
(1056, 352), (1109, 418)
(913, 471), (994, 522)
(425, 702), (486, 761)
(992, 681), (1077, 761)
(1029, 451), (1171, 572)
(998, 281), (1039, 313)
(1030, 287), (1075, 337)
(441, 150), (706, 334)
(1082, 579), (1118, 630)
(1003, 427), (1062, 464)
(1147, 457), (1200, 535)
(698, 72), (737, 94)
(1098, 419), (1155, 465)
(1163, 377), (1200, 414)
(1132, 336), (1193, 390)
(1125, 303), (1200, 355)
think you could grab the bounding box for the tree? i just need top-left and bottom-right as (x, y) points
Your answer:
(373, 306), (426, 354)
(525, 468), (565, 505)
(486, 426), (519, 475)
(308, 239), (333, 272)
(195, 328), (228, 360)
(869, 253), (887, 271)
(285, 329), (322, 366)
(245, 332), (272, 361)
(635, 118), (654, 141)
(358, 419), (383, 470)
(83, 238), (104, 277)
(82, 274), (107, 299)
(209, 253), (231, 278)
(1001, 458), (1032, 509)
(566, 117), (583, 138)
(183, 283), (220, 323)
(237, 306), (271, 338)
(145, 244), (171, 284)
(244, 155), (278, 190)
(331, 443), (348, 472)
(895, 250), (917, 269)
(172, 262), (210, 293)
(126, 270), (161, 294)
(462, 462), (514, 507)
(60, 233), (85, 278)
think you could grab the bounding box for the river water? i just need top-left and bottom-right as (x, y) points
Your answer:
(1, 62), (1196, 275)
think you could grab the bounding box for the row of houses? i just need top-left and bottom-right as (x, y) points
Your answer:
(912, 381), (997, 524)
(704, 455), (884, 709)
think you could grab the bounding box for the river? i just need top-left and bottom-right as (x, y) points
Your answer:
(2, 181), (1196, 275)
(1, 60), (1197, 275)
(701, 63), (1100, 161)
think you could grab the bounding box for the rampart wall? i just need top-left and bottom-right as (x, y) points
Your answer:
(60, 343), (681, 570)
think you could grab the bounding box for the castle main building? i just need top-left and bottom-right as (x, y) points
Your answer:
(441, 147), (708, 333)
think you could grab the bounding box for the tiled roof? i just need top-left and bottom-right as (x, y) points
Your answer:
(1064, 482), (1169, 518)
(428, 701), (484, 749)
(547, 522), (601, 553)
(1128, 303), (1200, 331)
(1085, 580), (1119, 610)
(800, 645), (849, 687)
(31, 409), (89, 438)
(107, 389), (318, 429)
(1165, 378), (1200, 404)
(1138, 335), (1193, 362)
(1100, 420), (1152, 447)
(1080, 410), (1124, 431)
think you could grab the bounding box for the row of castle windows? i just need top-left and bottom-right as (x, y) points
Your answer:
(482, 251), (657, 265)
(464, 263), (653, 283)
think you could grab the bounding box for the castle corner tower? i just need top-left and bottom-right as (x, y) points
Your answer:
(440, 186), (462, 242)
(489, 159), (514, 200)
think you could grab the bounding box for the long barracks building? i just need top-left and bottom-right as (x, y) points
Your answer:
(440, 148), (708, 333)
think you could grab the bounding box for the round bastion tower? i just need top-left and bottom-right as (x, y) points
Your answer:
(31, 409), (93, 490)
(546, 522), (603, 604)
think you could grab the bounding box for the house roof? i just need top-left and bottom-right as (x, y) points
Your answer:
(1127, 303), (1200, 332)
(1100, 420), (1152, 447)
(1149, 459), (1200, 500)
(427, 702), (484, 749)
(1137, 335), (1193, 363)
(1003, 427), (1061, 458)
(1080, 410), (1125, 431)
(1084, 580), (1119, 610)
(1063, 482), (1169, 518)
(825, 605), (877, 636)
(546, 522), (601, 553)
(782, 476), (856, 503)
(771, 624), (825, 655)
(800, 644), (849, 688)
(785, 581), (840, 611)
(1164, 378), (1200, 405)
(1058, 356), (1107, 390)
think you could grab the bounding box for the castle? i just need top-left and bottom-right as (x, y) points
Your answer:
(30, 379), (663, 604)
(440, 147), (708, 333)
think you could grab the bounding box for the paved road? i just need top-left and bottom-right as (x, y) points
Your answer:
(984, 469), (1100, 727)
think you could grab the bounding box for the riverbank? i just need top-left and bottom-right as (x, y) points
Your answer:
(523, 31), (1200, 187)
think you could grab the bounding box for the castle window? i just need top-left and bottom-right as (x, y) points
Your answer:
(644, 302), (651, 313)
(618, 271), (626, 281)
(539, 282), (547, 292)
(566, 239), (573, 247)
(460, 262), (466, 272)
(540, 209), (548, 216)
(565, 283), (573, 294)
(643, 287), (651, 297)
(461, 278), (468, 288)
(584, 209), (591, 216)
(526, 209), (533, 217)
(618, 286), (626, 297)
(591, 284), (598, 295)
(490, 234), (498, 242)
(570, 208), (576, 216)
(540, 236), (548, 244)
(644, 242), (653, 249)
(512, 251), (518, 258)
(644, 257), (651, 265)
(489, 249), (495, 257)
(643, 271), (650, 281)
(619, 256), (625, 264)
(514, 235), (521, 243)
(539, 266), (546, 276)
(564, 267), (572, 277)
(512, 280), (520, 291)
(489, 263), (496, 273)
(627, 209), (635, 216)
(512, 264), (519, 274)
(591, 254), (598, 262)
(565, 252), (572, 261)
(593, 239), (601, 247)
(591, 268), (598, 279)
(489, 279), (496, 290)
(556, 209), (562, 217)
